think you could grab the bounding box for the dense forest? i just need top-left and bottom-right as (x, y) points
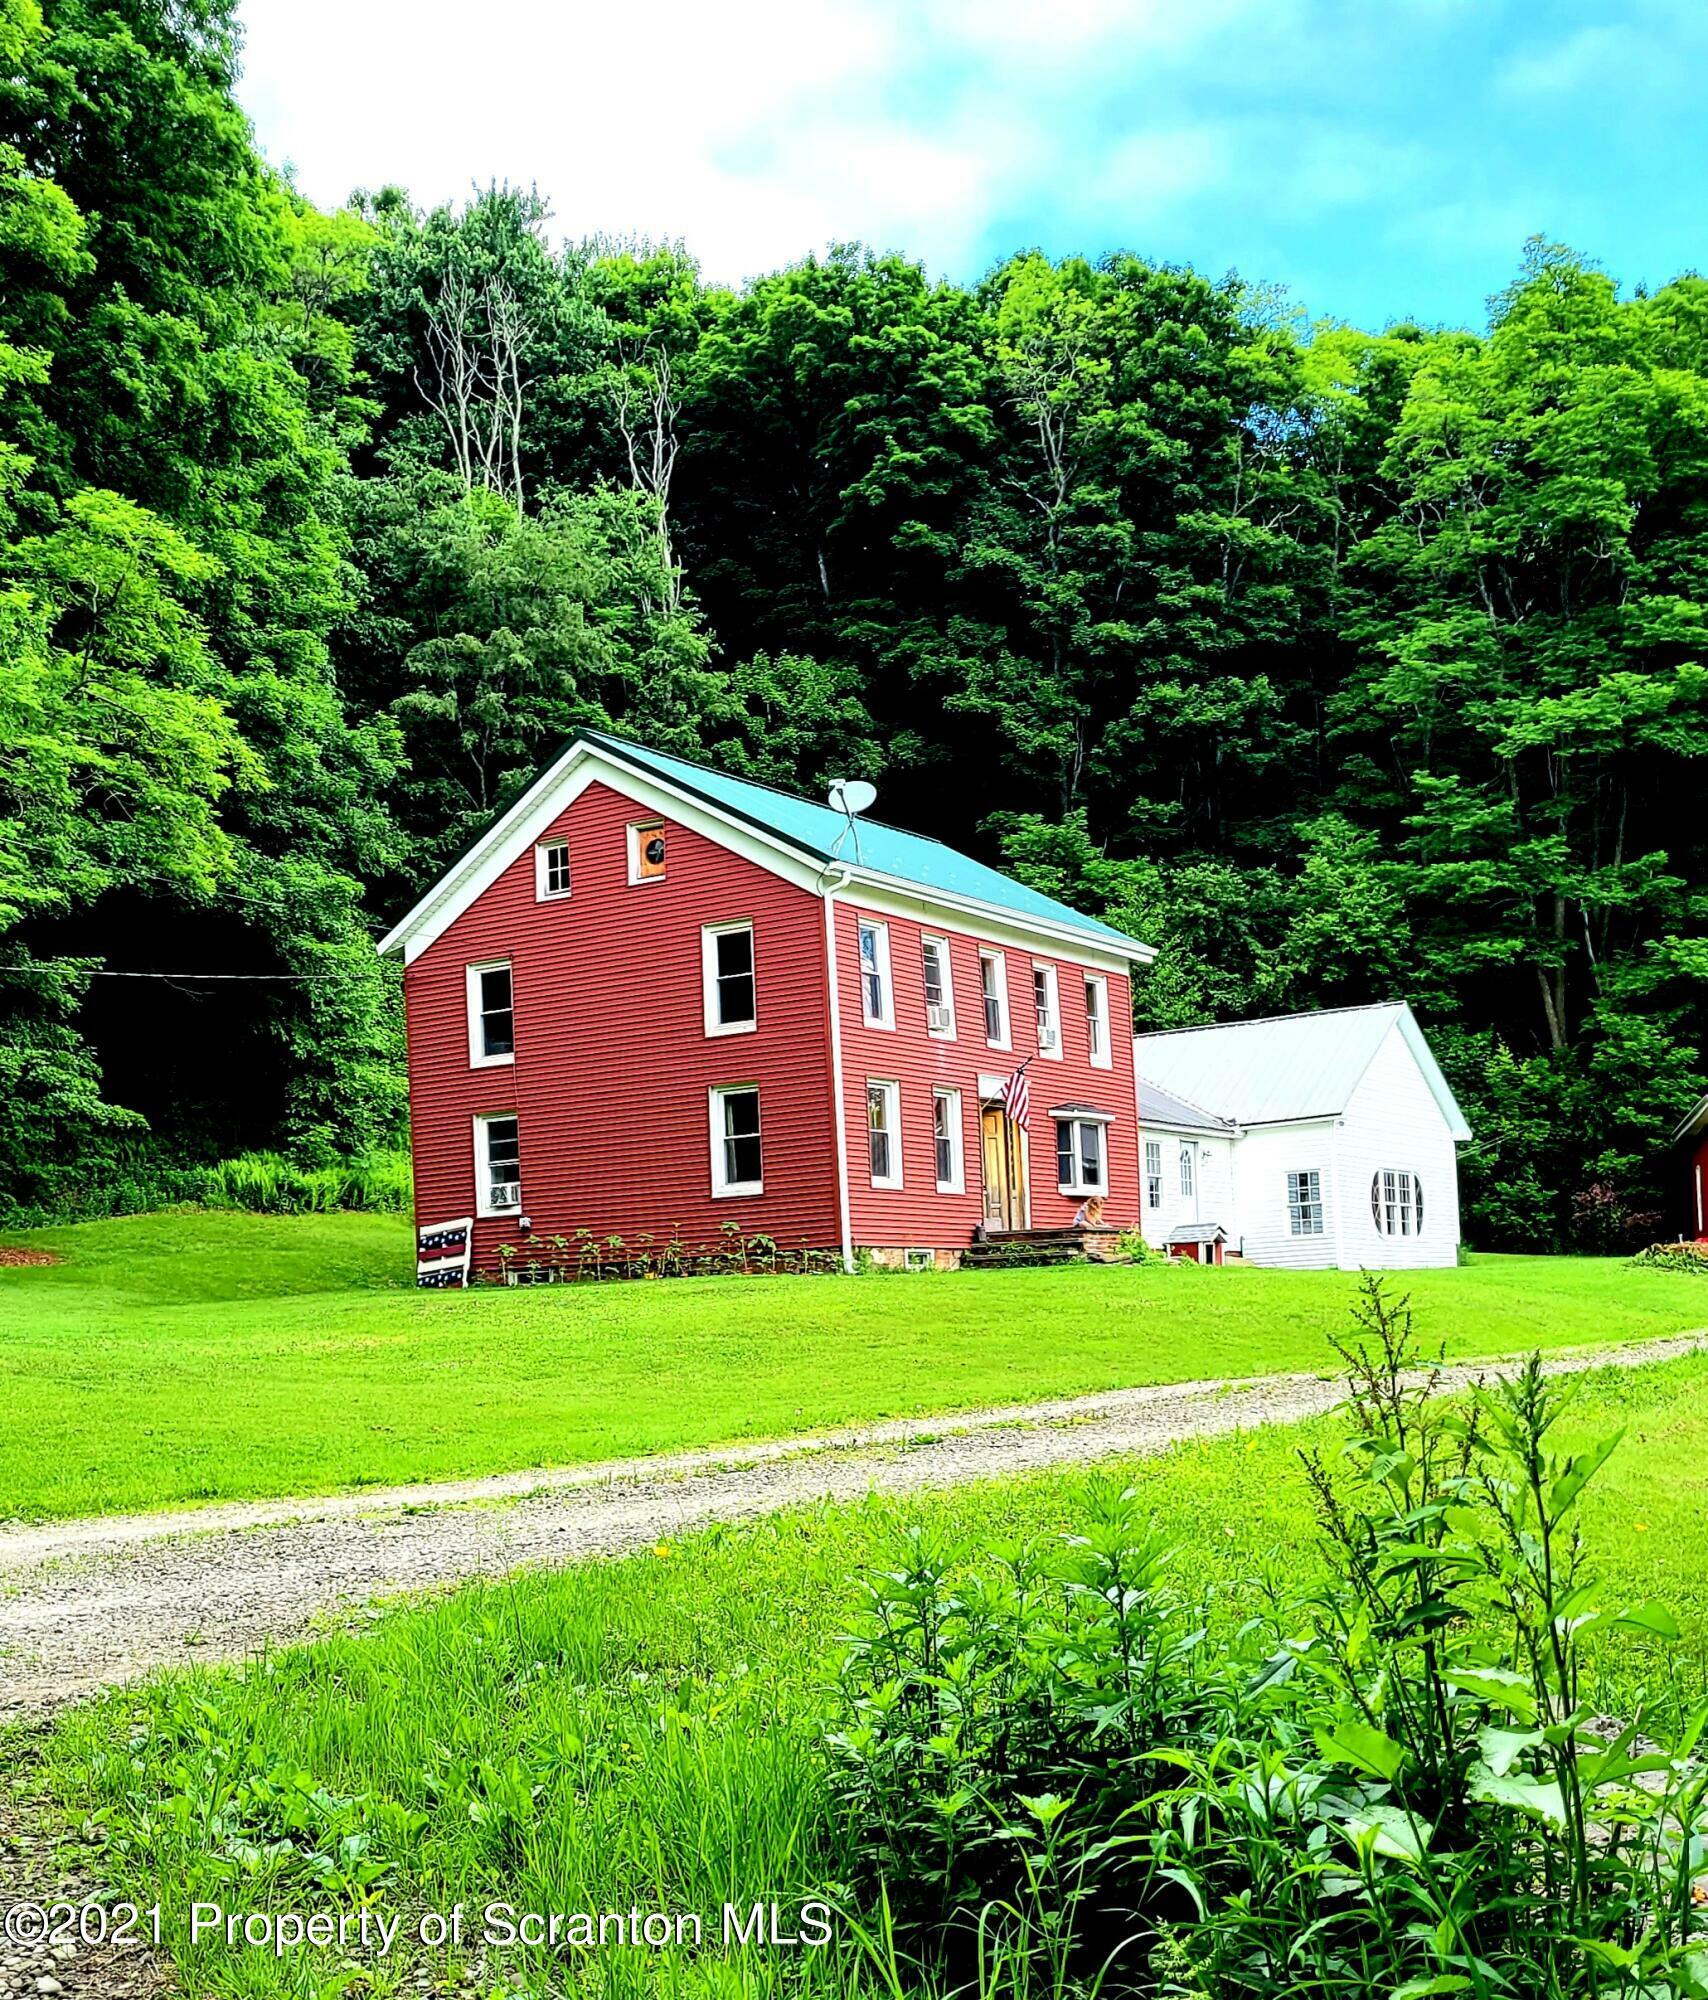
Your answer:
(2, 0), (1704, 1245)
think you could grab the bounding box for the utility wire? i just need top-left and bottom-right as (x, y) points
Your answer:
(83, 970), (327, 982)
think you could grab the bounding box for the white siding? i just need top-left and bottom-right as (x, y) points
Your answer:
(1231, 1121), (1342, 1269)
(1142, 1128), (1234, 1247)
(1335, 1022), (1462, 1269)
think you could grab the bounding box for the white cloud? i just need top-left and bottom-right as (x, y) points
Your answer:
(1095, 126), (1229, 211)
(1496, 22), (1637, 96)
(235, 0), (1268, 279)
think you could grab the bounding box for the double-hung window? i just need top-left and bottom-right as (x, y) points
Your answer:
(867, 1080), (902, 1188)
(1033, 965), (1061, 1056)
(1179, 1144), (1195, 1199)
(1288, 1170), (1324, 1237)
(1085, 976), (1111, 1067)
(979, 950), (1010, 1047)
(474, 1113), (522, 1216)
(466, 961), (515, 1067)
(858, 919), (894, 1029)
(1055, 1114), (1108, 1196)
(921, 936), (955, 1036)
(534, 840), (571, 901)
(1144, 1139), (1163, 1211)
(709, 1085), (763, 1196)
(933, 1087), (963, 1192)
(702, 921), (757, 1035)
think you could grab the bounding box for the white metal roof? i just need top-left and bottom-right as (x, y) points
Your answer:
(1136, 1079), (1234, 1133)
(1674, 1092), (1708, 1144)
(1134, 1002), (1471, 1140)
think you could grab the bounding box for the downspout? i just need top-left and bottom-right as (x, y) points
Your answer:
(821, 868), (855, 1274)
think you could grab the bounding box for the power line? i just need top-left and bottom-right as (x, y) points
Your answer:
(84, 970), (326, 982)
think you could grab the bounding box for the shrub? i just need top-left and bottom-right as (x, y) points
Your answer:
(1630, 1239), (1708, 1275)
(201, 1148), (412, 1215)
(822, 1277), (1708, 1997)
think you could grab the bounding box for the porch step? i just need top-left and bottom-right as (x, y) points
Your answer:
(960, 1227), (1119, 1270)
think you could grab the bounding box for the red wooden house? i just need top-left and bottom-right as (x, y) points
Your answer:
(379, 730), (1152, 1278)
(1676, 1094), (1708, 1239)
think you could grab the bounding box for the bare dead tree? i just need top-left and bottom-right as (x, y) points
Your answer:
(416, 273), (531, 510)
(612, 345), (683, 615)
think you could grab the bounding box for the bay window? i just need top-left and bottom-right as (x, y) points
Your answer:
(1054, 1112), (1109, 1196)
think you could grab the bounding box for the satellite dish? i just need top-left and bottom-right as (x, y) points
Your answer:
(828, 779), (877, 817)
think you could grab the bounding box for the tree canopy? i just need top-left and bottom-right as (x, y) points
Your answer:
(1, 0), (1702, 1243)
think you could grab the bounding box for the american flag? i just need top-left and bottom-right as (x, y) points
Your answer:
(1001, 1062), (1031, 1129)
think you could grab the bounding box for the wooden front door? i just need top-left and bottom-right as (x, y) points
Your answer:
(980, 1105), (1030, 1231)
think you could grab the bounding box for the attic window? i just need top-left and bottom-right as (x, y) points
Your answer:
(629, 821), (667, 884)
(535, 839), (571, 901)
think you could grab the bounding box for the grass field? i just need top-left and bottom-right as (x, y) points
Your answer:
(40, 1347), (1708, 2000)
(2, 1209), (1705, 1520)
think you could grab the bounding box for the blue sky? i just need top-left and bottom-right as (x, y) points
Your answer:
(237, 0), (1707, 330)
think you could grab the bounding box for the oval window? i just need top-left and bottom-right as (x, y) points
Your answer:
(1371, 1170), (1423, 1237)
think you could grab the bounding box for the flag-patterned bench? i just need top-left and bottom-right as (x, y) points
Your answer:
(416, 1216), (472, 1288)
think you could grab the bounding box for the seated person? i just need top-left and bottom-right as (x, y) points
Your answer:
(1071, 1194), (1106, 1230)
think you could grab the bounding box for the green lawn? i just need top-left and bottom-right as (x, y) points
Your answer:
(39, 1350), (1708, 2000)
(2, 1209), (1704, 1521)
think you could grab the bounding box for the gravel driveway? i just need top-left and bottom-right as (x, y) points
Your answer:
(2, 1331), (1702, 1720)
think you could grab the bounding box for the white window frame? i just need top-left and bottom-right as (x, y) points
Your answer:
(1288, 1169), (1325, 1237)
(979, 949), (1010, 1049)
(932, 1086), (964, 1193)
(858, 919), (895, 1030)
(627, 820), (667, 885)
(1032, 962), (1062, 1059)
(701, 920), (758, 1037)
(473, 1111), (523, 1217)
(465, 960), (515, 1070)
(1371, 1169), (1422, 1238)
(1179, 1143), (1195, 1199)
(709, 1084), (764, 1198)
(1056, 1114), (1109, 1197)
(1085, 975), (1112, 1068)
(921, 934), (956, 1038)
(1144, 1139), (1163, 1211)
(867, 1078), (903, 1189)
(534, 839), (571, 902)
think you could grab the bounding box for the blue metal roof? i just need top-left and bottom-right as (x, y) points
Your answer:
(585, 731), (1149, 958)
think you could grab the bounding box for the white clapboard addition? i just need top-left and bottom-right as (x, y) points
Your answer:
(1135, 1003), (1471, 1271)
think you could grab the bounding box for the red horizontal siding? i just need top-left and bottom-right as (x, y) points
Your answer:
(836, 901), (1140, 1247)
(405, 780), (840, 1273)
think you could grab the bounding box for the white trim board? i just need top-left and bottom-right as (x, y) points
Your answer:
(377, 736), (1149, 970)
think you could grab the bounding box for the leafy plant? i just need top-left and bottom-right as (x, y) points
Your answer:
(1631, 1240), (1708, 1275)
(822, 1278), (1708, 1997)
